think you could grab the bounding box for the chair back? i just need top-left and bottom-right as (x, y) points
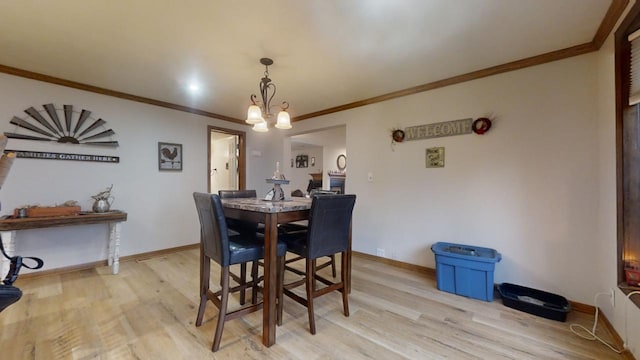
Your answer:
(193, 192), (231, 266)
(310, 189), (337, 196)
(218, 190), (257, 199)
(218, 190), (258, 235)
(306, 194), (356, 259)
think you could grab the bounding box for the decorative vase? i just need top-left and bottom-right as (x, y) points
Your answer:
(92, 199), (111, 213)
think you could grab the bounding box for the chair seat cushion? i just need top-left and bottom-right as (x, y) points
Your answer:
(279, 231), (307, 257)
(278, 222), (308, 234)
(228, 234), (287, 265)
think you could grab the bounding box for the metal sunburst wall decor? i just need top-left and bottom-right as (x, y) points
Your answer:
(5, 104), (119, 147)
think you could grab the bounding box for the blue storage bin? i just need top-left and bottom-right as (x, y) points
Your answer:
(430, 242), (502, 301)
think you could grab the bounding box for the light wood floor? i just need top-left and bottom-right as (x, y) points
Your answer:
(0, 248), (628, 359)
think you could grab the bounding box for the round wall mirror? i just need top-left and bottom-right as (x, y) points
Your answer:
(337, 154), (347, 170)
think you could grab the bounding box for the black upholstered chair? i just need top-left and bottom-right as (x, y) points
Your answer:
(281, 189), (339, 278)
(218, 189), (261, 304)
(0, 235), (43, 313)
(280, 194), (356, 334)
(281, 227), (337, 278)
(193, 192), (287, 352)
(218, 189), (259, 235)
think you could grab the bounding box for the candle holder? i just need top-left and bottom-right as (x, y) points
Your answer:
(265, 161), (289, 201)
(266, 178), (289, 201)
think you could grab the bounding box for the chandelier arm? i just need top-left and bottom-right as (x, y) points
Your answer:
(248, 58), (290, 130)
(259, 80), (269, 114)
(266, 83), (277, 114)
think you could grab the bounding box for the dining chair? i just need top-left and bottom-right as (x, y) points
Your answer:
(218, 189), (260, 304)
(281, 226), (337, 278)
(193, 192), (287, 352)
(280, 194), (356, 334)
(218, 189), (259, 236)
(280, 189), (340, 278)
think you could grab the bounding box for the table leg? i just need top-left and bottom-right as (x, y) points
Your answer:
(109, 222), (121, 274)
(262, 213), (277, 346)
(0, 230), (16, 280)
(347, 225), (352, 294)
(108, 224), (114, 267)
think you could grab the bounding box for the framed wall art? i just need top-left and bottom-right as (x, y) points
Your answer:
(295, 154), (308, 168)
(426, 147), (444, 168)
(158, 142), (183, 171)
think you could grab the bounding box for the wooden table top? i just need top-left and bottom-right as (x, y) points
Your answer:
(0, 210), (128, 231)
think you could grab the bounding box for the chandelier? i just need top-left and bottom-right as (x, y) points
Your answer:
(245, 57), (291, 132)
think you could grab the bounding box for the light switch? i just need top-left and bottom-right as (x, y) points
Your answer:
(367, 172), (373, 182)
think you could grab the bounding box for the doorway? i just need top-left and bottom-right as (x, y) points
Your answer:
(288, 125), (346, 194)
(208, 126), (246, 193)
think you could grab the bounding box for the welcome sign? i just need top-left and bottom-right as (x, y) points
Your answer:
(404, 118), (473, 141)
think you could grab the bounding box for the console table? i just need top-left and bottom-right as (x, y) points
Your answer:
(0, 211), (128, 278)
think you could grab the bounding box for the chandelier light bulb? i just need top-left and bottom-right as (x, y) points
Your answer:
(252, 118), (269, 132)
(275, 110), (292, 129)
(246, 104), (263, 124)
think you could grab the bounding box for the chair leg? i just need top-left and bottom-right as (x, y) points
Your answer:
(277, 255), (284, 326)
(212, 266), (230, 352)
(330, 254), (337, 278)
(341, 251), (349, 317)
(196, 254), (210, 327)
(251, 260), (259, 305)
(306, 259), (317, 334)
(239, 262), (247, 305)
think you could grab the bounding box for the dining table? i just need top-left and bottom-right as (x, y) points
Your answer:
(220, 196), (352, 347)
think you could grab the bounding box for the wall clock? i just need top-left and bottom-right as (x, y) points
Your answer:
(337, 154), (346, 170)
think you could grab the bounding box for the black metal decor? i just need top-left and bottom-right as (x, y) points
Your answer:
(4, 104), (119, 147)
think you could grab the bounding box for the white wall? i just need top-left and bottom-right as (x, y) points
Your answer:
(346, 54), (600, 301)
(0, 72), (280, 273)
(293, 54), (605, 298)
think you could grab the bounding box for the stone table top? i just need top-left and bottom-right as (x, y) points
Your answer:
(220, 197), (311, 213)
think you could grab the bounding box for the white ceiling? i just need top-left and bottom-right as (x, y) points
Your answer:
(0, 0), (615, 123)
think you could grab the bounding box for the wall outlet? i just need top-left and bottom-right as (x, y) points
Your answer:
(367, 172), (374, 182)
(376, 248), (385, 257)
(610, 288), (615, 308)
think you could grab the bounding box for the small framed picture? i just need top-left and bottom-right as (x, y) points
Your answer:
(426, 147), (444, 168)
(296, 155), (308, 168)
(159, 142), (183, 171)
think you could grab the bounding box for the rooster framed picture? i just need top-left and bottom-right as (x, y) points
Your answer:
(158, 142), (183, 171)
